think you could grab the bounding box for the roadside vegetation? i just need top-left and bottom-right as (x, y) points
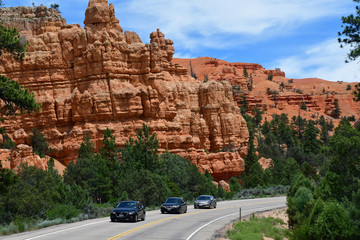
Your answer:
(233, 101), (360, 239)
(227, 216), (289, 240)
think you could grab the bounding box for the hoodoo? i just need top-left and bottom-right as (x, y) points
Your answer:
(0, 0), (249, 182)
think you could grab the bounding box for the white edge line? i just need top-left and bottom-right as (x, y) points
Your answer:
(24, 219), (109, 240)
(186, 212), (238, 240)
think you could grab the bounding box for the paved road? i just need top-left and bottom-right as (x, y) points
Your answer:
(1, 196), (286, 240)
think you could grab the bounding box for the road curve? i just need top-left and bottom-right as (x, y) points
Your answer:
(1, 196), (287, 240)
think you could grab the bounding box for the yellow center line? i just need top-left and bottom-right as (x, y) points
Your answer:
(107, 199), (284, 240)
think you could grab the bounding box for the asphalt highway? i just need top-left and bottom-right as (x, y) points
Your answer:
(1, 196), (287, 240)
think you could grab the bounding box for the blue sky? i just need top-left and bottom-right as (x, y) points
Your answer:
(2, 0), (360, 82)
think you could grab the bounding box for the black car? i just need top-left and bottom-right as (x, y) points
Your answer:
(161, 197), (187, 214)
(110, 201), (146, 222)
(194, 195), (216, 209)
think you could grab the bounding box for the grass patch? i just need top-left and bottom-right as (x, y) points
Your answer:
(227, 216), (289, 240)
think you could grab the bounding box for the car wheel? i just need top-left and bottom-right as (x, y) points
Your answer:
(161, 210), (165, 214)
(141, 213), (145, 221)
(194, 205), (197, 209)
(214, 203), (217, 208)
(111, 218), (115, 222)
(184, 208), (187, 213)
(133, 214), (138, 222)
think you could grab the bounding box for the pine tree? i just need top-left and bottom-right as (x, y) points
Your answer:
(0, 24), (40, 116)
(64, 134), (112, 203)
(203, 74), (209, 83)
(319, 116), (330, 145)
(338, 0), (360, 63)
(243, 66), (249, 78)
(300, 101), (307, 110)
(99, 128), (120, 191)
(303, 120), (321, 154)
(99, 128), (118, 168)
(332, 99), (341, 118)
(30, 128), (49, 157)
(189, 62), (197, 79)
(240, 96), (249, 115)
(293, 115), (306, 140)
(279, 82), (285, 91)
(120, 124), (160, 172)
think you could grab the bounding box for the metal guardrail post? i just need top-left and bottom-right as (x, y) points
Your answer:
(239, 207), (241, 220)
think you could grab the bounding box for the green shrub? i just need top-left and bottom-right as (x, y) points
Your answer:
(229, 177), (241, 193)
(30, 128), (49, 157)
(217, 185), (226, 200)
(36, 218), (63, 228)
(1, 133), (15, 150)
(46, 204), (81, 220)
(314, 201), (353, 240)
(293, 186), (313, 212)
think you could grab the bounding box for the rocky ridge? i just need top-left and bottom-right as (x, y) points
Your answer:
(173, 57), (360, 124)
(0, 1), (248, 182)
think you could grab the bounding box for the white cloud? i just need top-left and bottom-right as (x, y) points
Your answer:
(271, 39), (360, 82)
(115, 0), (352, 50)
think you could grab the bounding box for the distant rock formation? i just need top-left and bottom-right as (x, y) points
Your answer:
(173, 57), (360, 123)
(0, 1), (248, 182)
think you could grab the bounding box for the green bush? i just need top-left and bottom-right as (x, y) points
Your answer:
(30, 128), (49, 157)
(46, 204), (81, 220)
(314, 201), (353, 240)
(293, 187), (313, 212)
(1, 133), (15, 150)
(229, 177), (241, 193)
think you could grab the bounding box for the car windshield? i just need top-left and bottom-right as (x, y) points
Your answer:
(116, 201), (137, 208)
(198, 196), (211, 200)
(165, 198), (181, 204)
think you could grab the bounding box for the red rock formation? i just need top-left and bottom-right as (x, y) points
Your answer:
(0, 2), (248, 181)
(173, 57), (360, 124)
(258, 157), (272, 170)
(218, 180), (230, 192)
(0, 146), (65, 173)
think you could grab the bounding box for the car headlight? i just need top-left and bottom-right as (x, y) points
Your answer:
(128, 212), (135, 215)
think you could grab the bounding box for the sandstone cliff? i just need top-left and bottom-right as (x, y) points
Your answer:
(0, 1), (248, 182)
(173, 57), (360, 124)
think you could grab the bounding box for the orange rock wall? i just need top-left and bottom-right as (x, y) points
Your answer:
(173, 58), (360, 124)
(0, 1), (248, 181)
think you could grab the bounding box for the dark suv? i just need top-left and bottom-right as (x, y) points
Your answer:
(110, 201), (146, 222)
(194, 195), (216, 209)
(161, 197), (187, 214)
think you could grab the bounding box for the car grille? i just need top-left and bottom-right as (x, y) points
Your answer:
(115, 212), (128, 218)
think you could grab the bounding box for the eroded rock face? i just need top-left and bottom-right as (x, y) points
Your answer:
(258, 157), (272, 170)
(0, 1), (248, 181)
(173, 57), (360, 125)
